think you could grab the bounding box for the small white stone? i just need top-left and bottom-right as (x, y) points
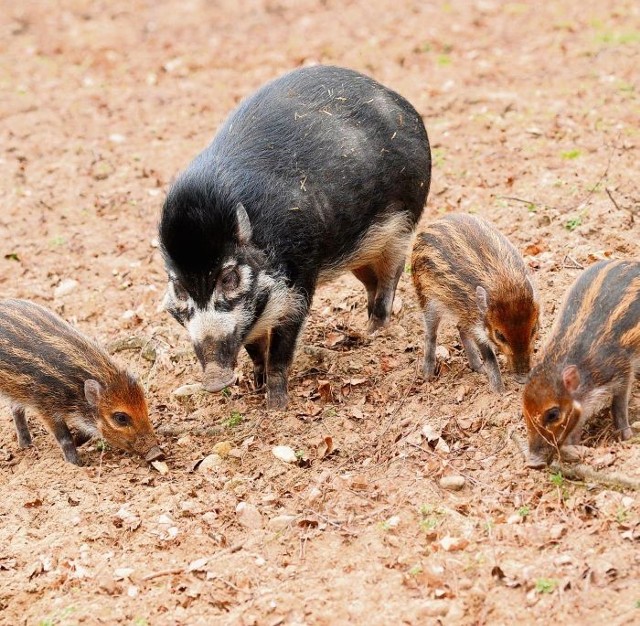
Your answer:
(272, 446), (298, 464)
(268, 515), (297, 531)
(173, 383), (203, 397)
(54, 278), (78, 298)
(236, 502), (262, 529)
(439, 475), (465, 491)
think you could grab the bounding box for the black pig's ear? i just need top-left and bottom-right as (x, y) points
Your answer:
(235, 203), (252, 245)
(84, 379), (104, 407)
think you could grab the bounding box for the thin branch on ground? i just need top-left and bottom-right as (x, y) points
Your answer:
(509, 431), (640, 491)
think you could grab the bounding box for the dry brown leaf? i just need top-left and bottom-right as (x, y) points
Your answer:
(317, 379), (333, 403)
(316, 436), (334, 459)
(151, 460), (169, 475)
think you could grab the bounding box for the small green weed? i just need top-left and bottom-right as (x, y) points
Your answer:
(561, 149), (581, 160)
(535, 578), (558, 594)
(550, 471), (564, 487)
(408, 564), (423, 576)
(517, 505), (530, 518)
(225, 411), (244, 428)
(37, 606), (76, 626)
(565, 215), (582, 231)
(95, 439), (108, 452)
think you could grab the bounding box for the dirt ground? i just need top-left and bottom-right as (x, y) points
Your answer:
(1, 0), (639, 624)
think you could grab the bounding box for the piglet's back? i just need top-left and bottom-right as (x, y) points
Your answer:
(412, 214), (531, 323)
(541, 260), (640, 371)
(0, 299), (121, 414)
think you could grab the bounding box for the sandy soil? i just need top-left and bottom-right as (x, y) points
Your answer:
(0, 1), (639, 624)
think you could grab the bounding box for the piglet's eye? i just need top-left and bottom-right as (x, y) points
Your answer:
(543, 407), (561, 425)
(495, 331), (506, 343)
(112, 412), (131, 427)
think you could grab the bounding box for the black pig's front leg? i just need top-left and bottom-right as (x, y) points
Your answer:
(266, 298), (310, 410)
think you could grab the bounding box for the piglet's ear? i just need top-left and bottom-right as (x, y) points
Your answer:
(475, 285), (488, 315)
(235, 203), (252, 245)
(562, 365), (580, 394)
(84, 379), (104, 407)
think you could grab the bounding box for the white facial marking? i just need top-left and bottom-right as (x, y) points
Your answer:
(186, 299), (251, 345)
(245, 274), (304, 343)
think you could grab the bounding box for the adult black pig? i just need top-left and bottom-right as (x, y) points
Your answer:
(160, 65), (431, 409)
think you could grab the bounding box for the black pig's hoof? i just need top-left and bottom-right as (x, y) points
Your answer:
(267, 391), (288, 410)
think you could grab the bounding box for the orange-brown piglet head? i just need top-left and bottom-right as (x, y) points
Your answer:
(476, 284), (539, 376)
(84, 375), (164, 462)
(522, 364), (582, 468)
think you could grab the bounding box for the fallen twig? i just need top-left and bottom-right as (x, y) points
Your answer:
(605, 187), (635, 226)
(142, 542), (245, 582)
(509, 431), (640, 491)
(562, 255), (584, 270)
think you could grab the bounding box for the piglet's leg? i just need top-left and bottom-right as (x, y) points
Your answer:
(12, 404), (32, 448)
(48, 418), (81, 465)
(457, 326), (484, 373)
(611, 378), (633, 440)
(421, 300), (441, 379)
(477, 341), (504, 393)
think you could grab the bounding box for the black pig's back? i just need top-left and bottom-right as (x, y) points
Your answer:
(180, 66), (430, 280)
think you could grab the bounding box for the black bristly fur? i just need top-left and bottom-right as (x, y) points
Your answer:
(160, 65), (431, 409)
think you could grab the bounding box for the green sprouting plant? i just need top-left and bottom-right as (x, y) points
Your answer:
(95, 439), (108, 452)
(535, 578), (558, 594)
(37, 606), (76, 626)
(565, 215), (582, 231)
(408, 564), (423, 576)
(419, 504), (443, 531)
(561, 149), (581, 160)
(517, 505), (531, 518)
(550, 471), (564, 487)
(225, 411), (244, 428)
(616, 507), (630, 524)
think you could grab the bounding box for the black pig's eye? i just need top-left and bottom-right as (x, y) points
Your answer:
(112, 412), (131, 427)
(495, 331), (506, 343)
(220, 268), (239, 292)
(543, 407), (561, 425)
